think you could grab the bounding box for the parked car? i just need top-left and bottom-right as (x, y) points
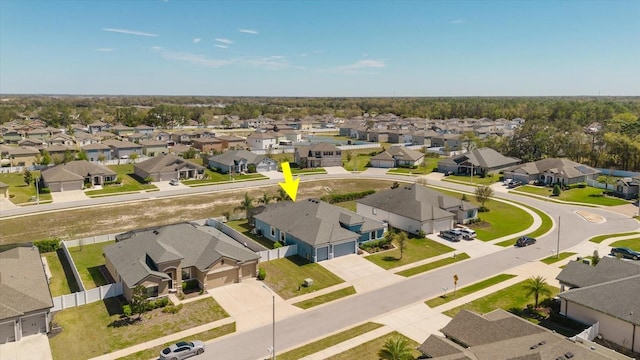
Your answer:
(160, 341), (205, 360)
(444, 171), (454, 176)
(515, 236), (536, 247)
(504, 178), (513, 186)
(610, 247), (640, 260)
(169, 178), (180, 186)
(458, 227), (476, 240)
(508, 181), (523, 189)
(439, 230), (462, 242)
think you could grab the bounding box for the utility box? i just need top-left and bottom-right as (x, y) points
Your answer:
(582, 259), (591, 265)
(303, 278), (314, 287)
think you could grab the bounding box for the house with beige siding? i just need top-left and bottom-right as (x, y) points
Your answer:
(103, 223), (259, 301)
(134, 153), (205, 182)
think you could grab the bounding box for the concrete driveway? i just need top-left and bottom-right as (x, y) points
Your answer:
(0, 334), (52, 360)
(50, 190), (88, 203)
(319, 254), (403, 293)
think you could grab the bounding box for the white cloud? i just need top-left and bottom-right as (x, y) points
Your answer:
(215, 45), (229, 49)
(362, 53), (369, 57)
(244, 56), (290, 70)
(322, 59), (386, 74)
(238, 29), (259, 35)
(298, 53), (308, 57)
(103, 28), (158, 37)
(215, 38), (233, 44)
(96, 48), (114, 52)
(193, 38), (201, 43)
(151, 47), (233, 68)
(450, 19), (466, 24)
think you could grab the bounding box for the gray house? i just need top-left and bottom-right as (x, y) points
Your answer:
(356, 184), (478, 234)
(41, 160), (117, 191)
(82, 143), (112, 162)
(503, 158), (600, 185)
(207, 150), (277, 174)
(614, 176), (640, 200)
(253, 199), (387, 262)
(0, 246), (54, 344)
(104, 223), (260, 302)
(101, 139), (143, 159)
(134, 154), (205, 182)
(438, 148), (521, 176)
(369, 146), (424, 168)
(294, 142), (342, 168)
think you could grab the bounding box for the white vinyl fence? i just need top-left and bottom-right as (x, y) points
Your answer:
(337, 143), (381, 151)
(257, 245), (298, 262)
(60, 241), (86, 292)
(52, 283), (123, 312)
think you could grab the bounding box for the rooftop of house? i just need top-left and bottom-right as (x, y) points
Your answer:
(134, 153), (204, 173)
(208, 149), (271, 165)
(440, 147), (521, 169)
(505, 158), (600, 178)
(41, 160), (116, 182)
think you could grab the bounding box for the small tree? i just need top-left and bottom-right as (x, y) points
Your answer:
(97, 154), (106, 163)
(77, 150), (88, 161)
(378, 336), (413, 360)
(130, 285), (149, 320)
(592, 249), (600, 266)
(461, 193), (469, 201)
(552, 184), (562, 196)
(523, 275), (552, 308)
(474, 185), (494, 211)
(258, 192), (272, 205)
(23, 169), (33, 186)
(396, 232), (408, 260)
(183, 148), (196, 159)
(41, 150), (52, 166)
(275, 188), (290, 202)
(234, 192), (255, 219)
(63, 149), (75, 163)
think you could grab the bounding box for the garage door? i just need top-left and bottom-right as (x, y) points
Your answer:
(20, 314), (46, 338)
(207, 268), (238, 288)
(0, 321), (15, 344)
(333, 242), (355, 258)
(316, 246), (329, 262)
(256, 162), (276, 172)
(434, 219), (453, 233)
(240, 263), (257, 278)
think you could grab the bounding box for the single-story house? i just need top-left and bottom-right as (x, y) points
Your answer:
(253, 199), (387, 262)
(74, 132), (99, 147)
(356, 184), (478, 234)
(101, 139), (143, 159)
(0, 246), (54, 344)
(168, 143), (191, 156)
(47, 133), (75, 147)
(139, 139), (168, 157)
(438, 147), (521, 176)
(369, 146), (424, 168)
(82, 143), (112, 162)
(430, 134), (462, 151)
(41, 160), (117, 191)
(418, 309), (621, 359)
(44, 144), (74, 163)
(503, 158), (601, 185)
(294, 142), (342, 168)
(613, 176), (640, 200)
(0, 181), (9, 199)
(104, 222), (260, 302)
(134, 153), (205, 182)
(134, 124), (155, 135)
(207, 149), (277, 174)
(556, 257), (640, 353)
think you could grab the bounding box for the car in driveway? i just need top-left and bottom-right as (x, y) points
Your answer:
(439, 230), (462, 242)
(169, 178), (180, 186)
(610, 247), (640, 260)
(515, 236), (536, 247)
(160, 340), (205, 360)
(456, 226), (476, 240)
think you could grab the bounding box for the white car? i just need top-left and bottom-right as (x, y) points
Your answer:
(169, 179), (180, 186)
(459, 228), (476, 239)
(160, 340), (205, 360)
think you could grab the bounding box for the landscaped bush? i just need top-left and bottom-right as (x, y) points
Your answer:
(257, 268), (266, 280)
(122, 304), (132, 317)
(181, 279), (199, 292)
(247, 164), (257, 173)
(398, 164), (418, 169)
(417, 229), (426, 238)
(566, 182), (587, 189)
(33, 238), (61, 253)
(161, 303), (183, 314)
(359, 237), (393, 252)
(273, 241), (283, 249)
(156, 297), (170, 308)
(39, 187), (51, 194)
(552, 184), (562, 196)
(320, 189), (376, 204)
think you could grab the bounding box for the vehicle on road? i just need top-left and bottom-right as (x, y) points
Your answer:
(610, 247), (640, 260)
(160, 340), (205, 360)
(439, 230), (462, 242)
(515, 236), (536, 247)
(169, 178), (180, 186)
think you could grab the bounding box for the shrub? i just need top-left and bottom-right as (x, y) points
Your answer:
(417, 229), (426, 238)
(257, 268), (266, 280)
(144, 301), (156, 312)
(40, 187), (51, 194)
(182, 279), (199, 291)
(33, 238), (61, 253)
(273, 241), (283, 249)
(156, 297), (170, 308)
(552, 184), (562, 196)
(162, 304), (183, 314)
(247, 164), (257, 173)
(461, 194), (469, 201)
(319, 190), (376, 204)
(122, 304), (132, 317)
(359, 237), (392, 251)
(478, 206), (490, 212)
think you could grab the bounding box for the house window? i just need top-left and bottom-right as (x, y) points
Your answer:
(145, 286), (158, 298)
(270, 226), (275, 237)
(280, 231), (285, 242)
(370, 231), (375, 240)
(181, 268), (191, 280)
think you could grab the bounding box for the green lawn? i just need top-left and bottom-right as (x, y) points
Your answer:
(119, 323), (236, 360)
(290, 168), (327, 175)
(85, 164), (156, 196)
(541, 252), (576, 264)
(49, 297), (229, 360)
(343, 154), (372, 171)
(365, 237), (454, 270)
(277, 322), (383, 360)
(259, 256), (345, 300)
(443, 280), (560, 319)
(589, 232), (640, 243)
(425, 274), (517, 308)
(609, 238), (640, 251)
(396, 253), (470, 277)
(0, 171), (53, 204)
(182, 168), (267, 185)
(68, 241), (114, 289)
(293, 286), (356, 309)
(327, 331), (421, 360)
(514, 185), (629, 206)
(333, 200), (357, 212)
(386, 157), (440, 176)
(226, 220), (277, 249)
(42, 251), (73, 296)
(443, 174), (499, 186)
(496, 203), (553, 247)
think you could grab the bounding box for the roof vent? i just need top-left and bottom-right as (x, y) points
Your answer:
(538, 341), (546, 346)
(564, 352), (574, 358)
(530, 344), (538, 350)
(153, 230), (159, 235)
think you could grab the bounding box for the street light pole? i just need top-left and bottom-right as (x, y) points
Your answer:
(556, 215), (561, 258)
(262, 285), (276, 360)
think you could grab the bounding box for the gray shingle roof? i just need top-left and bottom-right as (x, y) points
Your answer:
(356, 184), (475, 221)
(208, 150), (270, 166)
(253, 199), (385, 247)
(105, 223), (259, 287)
(0, 246), (53, 320)
(41, 160), (116, 182)
(134, 154), (204, 173)
(505, 158), (600, 179)
(101, 139), (143, 149)
(450, 148), (521, 169)
(556, 256), (640, 288)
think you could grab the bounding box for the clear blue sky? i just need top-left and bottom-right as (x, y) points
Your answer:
(1, 0), (638, 96)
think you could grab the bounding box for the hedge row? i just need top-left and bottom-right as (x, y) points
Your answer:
(320, 190), (376, 204)
(33, 238), (61, 253)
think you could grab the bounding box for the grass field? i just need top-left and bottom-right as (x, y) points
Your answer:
(540, 252), (576, 264)
(396, 253), (470, 277)
(514, 185), (629, 206)
(442, 174), (499, 186)
(293, 286), (357, 309)
(425, 274), (517, 308)
(609, 238), (640, 251)
(68, 241), (114, 289)
(495, 203), (553, 247)
(226, 220), (276, 249)
(327, 331), (421, 360)
(343, 153), (373, 171)
(365, 237), (454, 270)
(0, 171), (53, 204)
(259, 256), (345, 300)
(589, 232), (640, 243)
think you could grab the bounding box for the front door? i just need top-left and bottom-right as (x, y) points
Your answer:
(166, 272), (173, 290)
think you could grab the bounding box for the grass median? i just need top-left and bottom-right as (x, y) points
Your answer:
(496, 203), (553, 247)
(540, 252), (576, 264)
(327, 331), (421, 360)
(293, 286), (356, 309)
(396, 253), (470, 277)
(425, 274), (516, 308)
(589, 232), (640, 244)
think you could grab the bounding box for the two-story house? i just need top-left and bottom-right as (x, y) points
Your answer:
(294, 142), (342, 168)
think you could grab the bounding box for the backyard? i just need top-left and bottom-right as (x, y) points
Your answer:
(365, 237), (454, 270)
(0, 170), (53, 204)
(259, 255), (345, 299)
(42, 250), (77, 296)
(513, 185), (629, 206)
(226, 220), (275, 249)
(49, 297), (229, 360)
(68, 241), (114, 289)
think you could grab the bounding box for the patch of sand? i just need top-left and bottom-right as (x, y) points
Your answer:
(575, 211), (606, 224)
